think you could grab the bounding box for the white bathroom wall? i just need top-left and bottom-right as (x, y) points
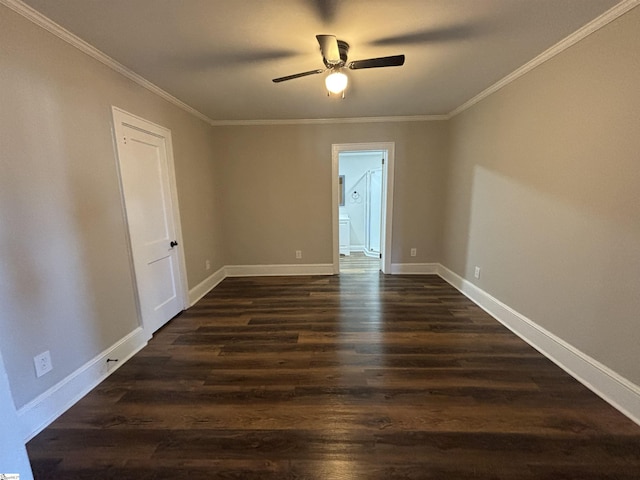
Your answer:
(338, 151), (384, 251)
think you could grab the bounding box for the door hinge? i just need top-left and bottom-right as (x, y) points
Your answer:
(381, 158), (385, 165)
(379, 253), (382, 259)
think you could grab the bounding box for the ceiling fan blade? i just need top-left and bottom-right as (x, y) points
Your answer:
(316, 34), (341, 64)
(272, 69), (324, 83)
(348, 55), (405, 70)
(372, 25), (476, 46)
(307, 0), (340, 22)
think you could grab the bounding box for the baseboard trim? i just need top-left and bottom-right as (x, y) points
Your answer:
(18, 327), (148, 441)
(390, 263), (439, 274)
(225, 264), (335, 277)
(188, 266), (226, 306)
(437, 264), (640, 426)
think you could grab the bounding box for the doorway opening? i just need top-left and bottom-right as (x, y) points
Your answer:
(332, 142), (395, 274)
(338, 150), (383, 273)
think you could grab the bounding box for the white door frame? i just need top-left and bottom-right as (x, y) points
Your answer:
(332, 142), (395, 274)
(111, 106), (189, 335)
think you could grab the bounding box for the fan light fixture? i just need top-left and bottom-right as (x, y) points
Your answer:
(272, 35), (405, 98)
(325, 70), (348, 94)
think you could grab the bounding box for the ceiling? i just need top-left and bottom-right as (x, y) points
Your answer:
(20, 0), (622, 122)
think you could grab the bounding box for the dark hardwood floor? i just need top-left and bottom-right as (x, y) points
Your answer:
(27, 269), (640, 479)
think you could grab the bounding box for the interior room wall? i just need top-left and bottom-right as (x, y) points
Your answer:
(0, 5), (225, 410)
(442, 6), (640, 385)
(211, 121), (449, 267)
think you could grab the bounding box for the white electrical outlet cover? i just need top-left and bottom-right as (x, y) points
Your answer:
(34, 351), (53, 377)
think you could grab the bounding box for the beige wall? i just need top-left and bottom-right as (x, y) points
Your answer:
(212, 121), (448, 266)
(443, 7), (640, 384)
(0, 5), (224, 407)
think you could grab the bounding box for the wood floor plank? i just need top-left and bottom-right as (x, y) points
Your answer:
(27, 266), (640, 479)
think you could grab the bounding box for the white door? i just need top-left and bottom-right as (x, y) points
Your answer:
(113, 108), (185, 334)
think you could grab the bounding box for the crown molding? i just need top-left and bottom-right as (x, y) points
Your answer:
(0, 0), (215, 125)
(449, 0), (640, 118)
(208, 115), (448, 126)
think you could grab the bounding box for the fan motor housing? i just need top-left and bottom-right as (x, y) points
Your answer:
(324, 40), (350, 68)
(337, 40), (349, 64)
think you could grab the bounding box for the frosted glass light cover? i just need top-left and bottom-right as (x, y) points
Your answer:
(325, 71), (348, 94)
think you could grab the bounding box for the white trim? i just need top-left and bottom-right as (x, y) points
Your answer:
(188, 266), (226, 306)
(332, 150), (340, 274)
(390, 263), (439, 275)
(225, 264), (334, 277)
(437, 264), (640, 426)
(449, 0), (640, 117)
(18, 327), (148, 441)
(208, 115), (448, 126)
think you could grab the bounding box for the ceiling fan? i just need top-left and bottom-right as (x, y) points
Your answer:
(272, 34), (405, 97)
